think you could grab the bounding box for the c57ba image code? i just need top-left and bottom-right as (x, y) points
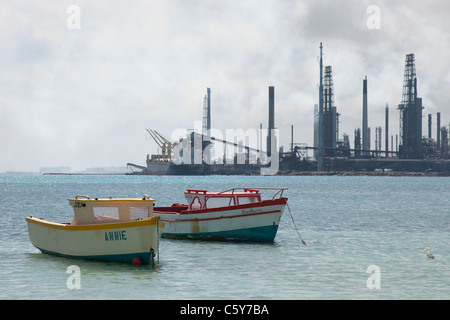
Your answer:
(180, 304), (270, 317)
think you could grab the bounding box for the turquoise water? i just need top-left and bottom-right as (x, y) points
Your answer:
(0, 174), (449, 300)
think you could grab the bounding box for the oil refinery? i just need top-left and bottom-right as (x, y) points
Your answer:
(127, 43), (450, 175)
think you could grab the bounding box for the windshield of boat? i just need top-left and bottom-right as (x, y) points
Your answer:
(185, 189), (262, 210)
(93, 207), (120, 222)
(206, 196), (235, 208)
(236, 196), (259, 205)
(129, 206), (150, 219)
(204, 194), (260, 208)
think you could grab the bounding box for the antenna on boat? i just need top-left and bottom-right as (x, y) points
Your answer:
(286, 203), (307, 245)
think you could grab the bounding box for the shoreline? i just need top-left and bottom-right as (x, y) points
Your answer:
(4, 169), (450, 177)
(275, 170), (450, 177)
(41, 171), (450, 177)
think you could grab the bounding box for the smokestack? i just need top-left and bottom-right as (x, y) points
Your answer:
(313, 104), (318, 158)
(202, 87), (212, 163)
(317, 43), (324, 170)
(385, 103), (389, 157)
(267, 86), (275, 157)
(207, 88), (211, 132)
(437, 112), (441, 151)
(362, 76), (369, 153)
(259, 123), (262, 153)
(428, 114), (432, 138)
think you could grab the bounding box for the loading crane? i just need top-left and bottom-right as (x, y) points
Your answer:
(146, 129), (177, 163)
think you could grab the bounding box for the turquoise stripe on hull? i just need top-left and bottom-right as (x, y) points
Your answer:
(162, 225), (279, 242)
(36, 247), (152, 264)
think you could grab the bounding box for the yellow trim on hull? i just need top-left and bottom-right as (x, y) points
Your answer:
(25, 216), (163, 231)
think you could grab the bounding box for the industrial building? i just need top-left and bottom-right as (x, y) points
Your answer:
(128, 44), (450, 175)
(310, 47), (450, 173)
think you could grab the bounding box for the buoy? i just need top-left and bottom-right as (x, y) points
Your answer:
(132, 257), (142, 266)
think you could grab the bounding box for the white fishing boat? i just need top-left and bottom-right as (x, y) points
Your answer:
(154, 188), (288, 242)
(26, 195), (164, 265)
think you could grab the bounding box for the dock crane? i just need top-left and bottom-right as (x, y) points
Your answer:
(146, 129), (177, 163)
(127, 130), (178, 174)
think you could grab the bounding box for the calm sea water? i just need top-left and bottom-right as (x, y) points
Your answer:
(0, 174), (449, 300)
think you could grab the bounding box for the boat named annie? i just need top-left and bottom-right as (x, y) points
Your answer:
(26, 195), (164, 265)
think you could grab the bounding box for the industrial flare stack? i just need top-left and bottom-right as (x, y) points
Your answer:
(398, 53), (423, 159)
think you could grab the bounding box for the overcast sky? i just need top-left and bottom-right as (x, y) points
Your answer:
(1, 0), (450, 172)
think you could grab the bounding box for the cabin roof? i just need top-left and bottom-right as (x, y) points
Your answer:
(185, 189), (260, 196)
(67, 196), (155, 203)
(67, 196), (155, 225)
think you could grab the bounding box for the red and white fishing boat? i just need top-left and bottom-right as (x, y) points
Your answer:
(153, 188), (288, 242)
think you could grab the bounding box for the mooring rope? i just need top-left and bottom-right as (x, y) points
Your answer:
(157, 216), (160, 264)
(287, 202), (307, 245)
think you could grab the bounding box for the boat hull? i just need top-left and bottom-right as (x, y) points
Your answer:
(26, 216), (164, 264)
(147, 162), (204, 175)
(155, 198), (286, 242)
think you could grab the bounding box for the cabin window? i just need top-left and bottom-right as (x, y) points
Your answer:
(190, 197), (202, 210)
(205, 196), (234, 208)
(93, 207), (120, 222)
(129, 206), (149, 219)
(237, 196), (259, 205)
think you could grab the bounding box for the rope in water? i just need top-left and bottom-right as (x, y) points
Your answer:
(157, 216), (160, 264)
(287, 202), (307, 245)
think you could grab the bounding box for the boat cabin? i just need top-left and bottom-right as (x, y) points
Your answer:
(68, 195), (155, 225)
(184, 189), (261, 210)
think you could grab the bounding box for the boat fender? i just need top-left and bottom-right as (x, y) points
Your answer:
(132, 257), (142, 266)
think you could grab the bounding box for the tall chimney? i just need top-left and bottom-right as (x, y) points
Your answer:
(267, 86), (275, 157)
(428, 114), (432, 138)
(362, 76), (369, 153)
(207, 88), (211, 132)
(313, 104), (318, 159)
(437, 112), (441, 151)
(385, 103), (389, 157)
(317, 43), (324, 170)
(202, 87), (212, 163)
